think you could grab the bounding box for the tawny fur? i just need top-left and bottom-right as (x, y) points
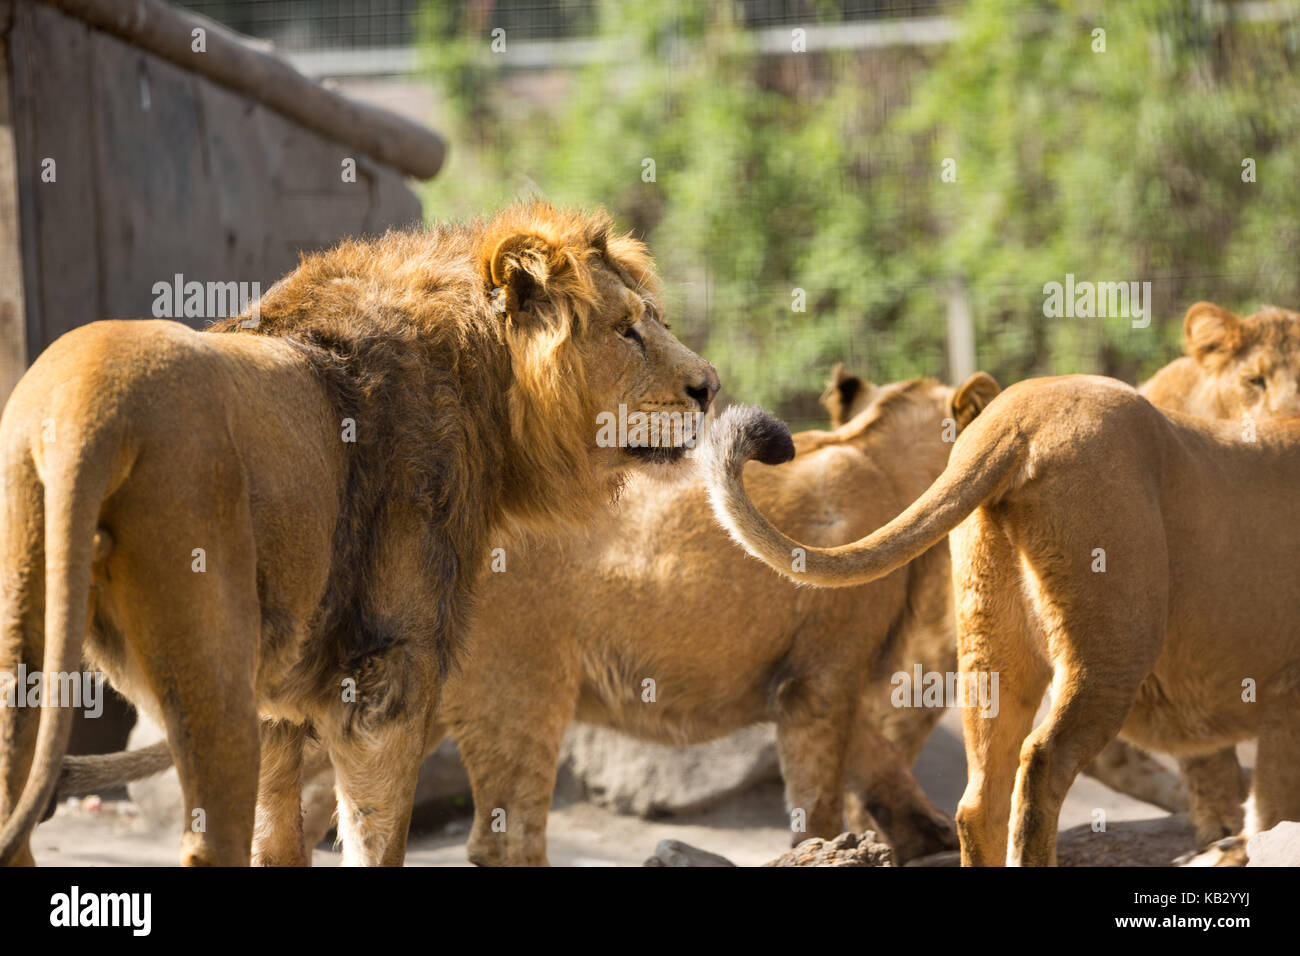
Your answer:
(0, 202), (717, 867)
(63, 369), (988, 865)
(425, 372), (1003, 866)
(704, 374), (1300, 867)
(1127, 301), (1300, 860)
(1141, 301), (1300, 422)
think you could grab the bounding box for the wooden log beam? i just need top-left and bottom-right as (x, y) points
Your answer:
(38, 0), (446, 179)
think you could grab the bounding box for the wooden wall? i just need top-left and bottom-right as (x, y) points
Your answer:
(1, 0), (422, 405)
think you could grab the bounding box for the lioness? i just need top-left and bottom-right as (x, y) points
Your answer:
(830, 305), (1300, 852)
(1140, 301), (1300, 422)
(1136, 300), (1300, 854)
(704, 376), (1300, 866)
(427, 370), (999, 866)
(0, 203), (718, 866)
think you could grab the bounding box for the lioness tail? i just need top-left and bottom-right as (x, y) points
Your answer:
(701, 403), (1023, 588)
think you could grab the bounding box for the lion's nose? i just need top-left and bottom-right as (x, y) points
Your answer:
(686, 366), (721, 412)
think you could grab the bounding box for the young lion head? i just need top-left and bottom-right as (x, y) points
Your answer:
(1141, 301), (1300, 420)
(479, 204), (719, 509)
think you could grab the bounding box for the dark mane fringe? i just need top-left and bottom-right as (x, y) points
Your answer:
(214, 292), (506, 710)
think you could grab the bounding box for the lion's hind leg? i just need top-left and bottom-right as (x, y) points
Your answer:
(951, 513), (1049, 867)
(124, 576), (262, 867)
(105, 445), (263, 867)
(1004, 540), (1166, 866)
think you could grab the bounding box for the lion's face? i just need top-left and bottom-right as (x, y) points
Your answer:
(483, 209), (718, 486)
(1183, 302), (1300, 420)
(579, 260), (719, 471)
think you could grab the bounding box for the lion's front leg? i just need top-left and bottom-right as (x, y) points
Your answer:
(456, 685), (574, 867)
(843, 716), (956, 862)
(324, 718), (428, 867)
(773, 674), (853, 845)
(1179, 747), (1247, 848)
(252, 720), (310, 867)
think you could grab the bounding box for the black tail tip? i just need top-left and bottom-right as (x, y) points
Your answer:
(745, 409), (795, 466)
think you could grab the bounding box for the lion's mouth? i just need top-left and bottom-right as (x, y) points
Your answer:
(626, 444), (689, 465)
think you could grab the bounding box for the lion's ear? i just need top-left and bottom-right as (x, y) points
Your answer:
(486, 232), (567, 316)
(1184, 302), (1245, 363)
(820, 364), (871, 427)
(949, 371), (1001, 431)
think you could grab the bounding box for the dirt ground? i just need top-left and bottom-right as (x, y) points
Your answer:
(30, 706), (1229, 867)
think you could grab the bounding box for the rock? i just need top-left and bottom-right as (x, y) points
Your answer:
(764, 831), (895, 867)
(558, 723), (780, 817)
(126, 718), (471, 842)
(1246, 820), (1300, 866)
(643, 839), (737, 867)
(1055, 814), (1196, 866)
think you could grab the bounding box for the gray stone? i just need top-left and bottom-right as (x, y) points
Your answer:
(558, 723), (780, 817)
(643, 839), (737, 867)
(904, 850), (961, 867)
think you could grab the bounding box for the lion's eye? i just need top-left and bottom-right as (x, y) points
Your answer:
(620, 323), (643, 347)
(1247, 375), (1266, 389)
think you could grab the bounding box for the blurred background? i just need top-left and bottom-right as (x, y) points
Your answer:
(4, 0), (1297, 863)
(178, 0), (1300, 428)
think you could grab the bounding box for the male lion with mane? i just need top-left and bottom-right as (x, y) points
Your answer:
(704, 375), (1300, 867)
(0, 202), (718, 866)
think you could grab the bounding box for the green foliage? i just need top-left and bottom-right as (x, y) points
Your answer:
(419, 0), (1300, 416)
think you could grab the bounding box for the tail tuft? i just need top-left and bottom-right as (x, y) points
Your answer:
(705, 404), (795, 472)
(747, 412), (795, 466)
